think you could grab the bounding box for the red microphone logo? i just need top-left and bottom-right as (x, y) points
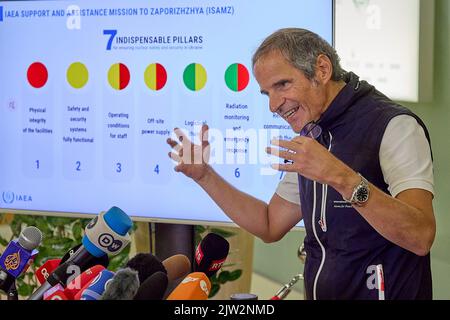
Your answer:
(195, 243), (204, 265)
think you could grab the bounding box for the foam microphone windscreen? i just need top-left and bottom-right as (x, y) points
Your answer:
(162, 254), (191, 281)
(125, 253), (167, 284)
(194, 233), (229, 278)
(166, 272), (211, 300)
(133, 271), (168, 300)
(101, 267), (140, 300)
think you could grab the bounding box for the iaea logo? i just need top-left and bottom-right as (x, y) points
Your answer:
(2, 191), (15, 204)
(0, 6), (3, 22)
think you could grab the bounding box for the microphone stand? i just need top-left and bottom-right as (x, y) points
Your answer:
(7, 282), (18, 300)
(271, 242), (307, 300)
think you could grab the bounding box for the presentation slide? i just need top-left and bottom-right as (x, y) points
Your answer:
(0, 0), (333, 226)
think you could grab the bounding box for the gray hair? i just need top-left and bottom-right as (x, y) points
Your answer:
(252, 28), (345, 81)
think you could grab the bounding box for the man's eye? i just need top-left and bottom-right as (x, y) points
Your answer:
(277, 81), (290, 88)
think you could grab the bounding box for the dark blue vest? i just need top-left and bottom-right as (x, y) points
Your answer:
(300, 72), (432, 300)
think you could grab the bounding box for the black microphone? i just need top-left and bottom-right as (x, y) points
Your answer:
(28, 206), (133, 300)
(125, 253), (167, 284)
(0, 226), (42, 294)
(7, 282), (18, 300)
(193, 233), (229, 278)
(133, 271), (168, 300)
(59, 243), (109, 269)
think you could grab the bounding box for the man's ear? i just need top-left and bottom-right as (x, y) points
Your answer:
(314, 54), (333, 85)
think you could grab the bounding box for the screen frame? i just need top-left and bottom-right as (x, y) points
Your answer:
(0, 0), (336, 231)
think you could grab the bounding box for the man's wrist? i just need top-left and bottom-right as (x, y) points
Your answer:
(341, 172), (371, 207)
(331, 169), (361, 201)
(196, 164), (214, 186)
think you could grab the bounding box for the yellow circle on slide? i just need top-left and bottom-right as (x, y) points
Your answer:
(67, 62), (89, 89)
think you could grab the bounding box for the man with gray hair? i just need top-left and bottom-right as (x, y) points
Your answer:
(167, 28), (435, 300)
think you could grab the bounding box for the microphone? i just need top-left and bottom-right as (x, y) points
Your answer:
(35, 258), (61, 285)
(7, 282), (18, 300)
(162, 254), (191, 281)
(64, 265), (105, 299)
(59, 244), (84, 264)
(166, 272), (211, 300)
(34, 243), (109, 286)
(76, 269), (115, 300)
(0, 226), (42, 293)
(44, 286), (69, 300)
(270, 273), (303, 300)
(43, 284), (64, 300)
(59, 243), (110, 269)
(28, 206), (132, 300)
(59, 243), (109, 271)
(125, 253), (167, 284)
(101, 267), (140, 300)
(194, 233), (229, 278)
(230, 293), (258, 300)
(133, 271), (168, 300)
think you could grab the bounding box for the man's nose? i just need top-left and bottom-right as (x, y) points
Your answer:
(269, 94), (284, 114)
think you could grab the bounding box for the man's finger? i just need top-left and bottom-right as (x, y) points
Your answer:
(174, 128), (190, 145)
(201, 124), (209, 146)
(271, 139), (301, 152)
(167, 138), (179, 149)
(266, 147), (296, 161)
(168, 151), (181, 163)
(174, 163), (186, 172)
(270, 163), (298, 172)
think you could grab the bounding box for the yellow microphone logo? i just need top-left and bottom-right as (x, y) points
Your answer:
(4, 252), (20, 271)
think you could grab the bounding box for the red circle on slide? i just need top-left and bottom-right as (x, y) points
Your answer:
(119, 63), (130, 90)
(27, 62), (48, 88)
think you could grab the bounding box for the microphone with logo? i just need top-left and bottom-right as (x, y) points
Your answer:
(77, 269), (115, 300)
(42, 265), (106, 300)
(35, 258), (61, 285)
(34, 244), (109, 286)
(166, 272), (212, 300)
(194, 233), (229, 278)
(166, 233), (229, 300)
(28, 206), (132, 300)
(62, 264), (106, 299)
(0, 226), (42, 294)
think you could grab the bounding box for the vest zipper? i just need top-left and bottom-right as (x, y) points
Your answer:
(312, 131), (333, 299)
(318, 132), (333, 233)
(311, 180), (326, 300)
(318, 184), (328, 232)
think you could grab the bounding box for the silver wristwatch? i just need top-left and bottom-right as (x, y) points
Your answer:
(343, 173), (370, 206)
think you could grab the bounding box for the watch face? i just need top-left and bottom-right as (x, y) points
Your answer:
(356, 187), (369, 202)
